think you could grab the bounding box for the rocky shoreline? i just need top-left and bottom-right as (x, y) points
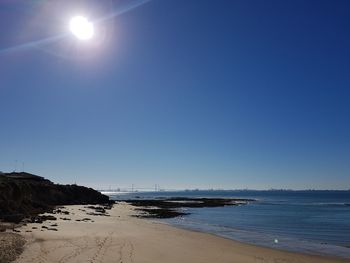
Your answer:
(0, 173), (256, 262)
(0, 172), (112, 263)
(0, 172), (255, 222)
(0, 172), (111, 223)
(121, 197), (255, 218)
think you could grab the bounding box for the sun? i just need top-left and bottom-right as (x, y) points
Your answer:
(69, 16), (94, 40)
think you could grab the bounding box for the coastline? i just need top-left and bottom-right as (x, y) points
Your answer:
(7, 203), (348, 263)
(115, 191), (350, 258)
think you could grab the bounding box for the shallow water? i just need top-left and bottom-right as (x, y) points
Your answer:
(109, 190), (350, 258)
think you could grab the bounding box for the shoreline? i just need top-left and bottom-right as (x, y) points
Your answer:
(4, 203), (347, 263)
(159, 218), (350, 260)
(158, 220), (350, 260)
(116, 196), (350, 259)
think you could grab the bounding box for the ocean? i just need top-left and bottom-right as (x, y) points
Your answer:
(107, 190), (350, 259)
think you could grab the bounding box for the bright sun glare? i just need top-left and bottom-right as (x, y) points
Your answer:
(69, 16), (94, 40)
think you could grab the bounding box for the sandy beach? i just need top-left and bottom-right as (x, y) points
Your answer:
(5, 203), (345, 263)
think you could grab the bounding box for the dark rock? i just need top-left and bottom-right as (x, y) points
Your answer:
(123, 197), (254, 209)
(85, 205), (111, 216)
(0, 172), (111, 223)
(123, 197), (255, 219)
(53, 209), (69, 215)
(134, 208), (188, 218)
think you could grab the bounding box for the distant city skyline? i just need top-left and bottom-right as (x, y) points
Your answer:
(1, 0), (349, 190)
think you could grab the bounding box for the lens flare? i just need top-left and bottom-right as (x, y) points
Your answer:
(0, 0), (152, 55)
(69, 16), (94, 40)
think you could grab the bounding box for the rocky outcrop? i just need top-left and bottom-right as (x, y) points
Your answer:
(122, 197), (255, 218)
(0, 172), (110, 223)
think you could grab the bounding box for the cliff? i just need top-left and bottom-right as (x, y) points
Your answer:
(0, 172), (110, 223)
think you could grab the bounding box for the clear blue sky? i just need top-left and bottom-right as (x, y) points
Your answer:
(0, 0), (349, 190)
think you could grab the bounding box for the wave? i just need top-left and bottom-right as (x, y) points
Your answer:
(258, 201), (350, 207)
(308, 202), (350, 207)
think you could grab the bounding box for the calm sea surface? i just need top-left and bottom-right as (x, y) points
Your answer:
(108, 190), (350, 259)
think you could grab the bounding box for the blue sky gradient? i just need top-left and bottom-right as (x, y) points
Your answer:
(0, 0), (349, 189)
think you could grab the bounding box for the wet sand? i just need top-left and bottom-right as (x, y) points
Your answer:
(11, 203), (349, 263)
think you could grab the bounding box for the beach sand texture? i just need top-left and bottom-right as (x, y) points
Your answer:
(13, 203), (348, 263)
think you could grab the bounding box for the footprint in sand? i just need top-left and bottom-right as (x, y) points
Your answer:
(117, 240), (135, 263)
(255, 256), (266, 263)
(274, 259), (290, 263)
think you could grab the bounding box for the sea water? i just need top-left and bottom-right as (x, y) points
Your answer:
(108, 190), (350, 259)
